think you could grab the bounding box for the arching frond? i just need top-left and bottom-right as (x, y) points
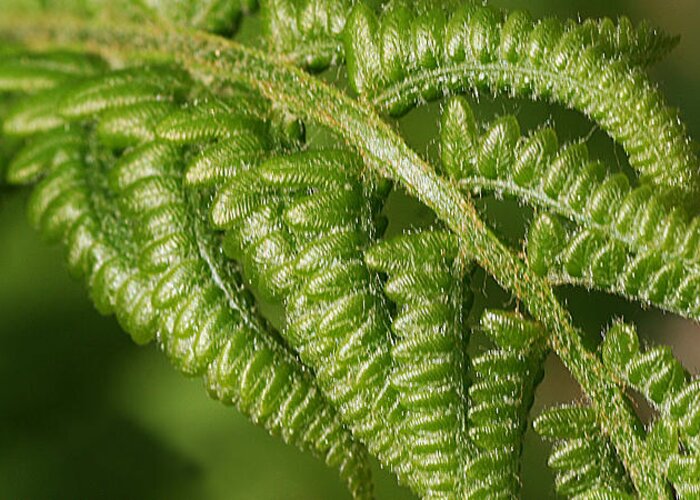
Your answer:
(211, 148), (422, 491)
(344, 3), (694, 200)
(0, 53), (373, 499)
(0, 3), (698, 499)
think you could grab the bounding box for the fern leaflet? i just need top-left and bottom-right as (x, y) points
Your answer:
(0, 3), (699, 498)
(343, 2), (695, 200)
(1, 55), (373, 499)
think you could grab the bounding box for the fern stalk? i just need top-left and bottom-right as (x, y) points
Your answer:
(0, 13), (677, 497)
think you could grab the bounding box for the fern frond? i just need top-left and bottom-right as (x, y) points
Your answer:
(601, 322), (698, 447)
(344, 3), (696, 199)
(155, 95), (271, 143)
(1, 57), (374, 499)
(59, 65), (190, 118)
(600, 321), (700, 497)
(366, 230), (471, 496)
(602, 322), (687, 410)
(534, 404), (634, 498)
(260, 0), (677, 73)
(185, 133), (271, 187)
(143, 0), (258, 34)
(527, 212), (700, 321)
(442, 96), (700, 264)
(261, 0), (356, 70)
(6, 126), (83, 184)
(111, 142), (371, 497)
(564, 16), (679, 68)
(0, 49), (105, 92)
(441, 96), (700, 320)
(1, 63), (189, 136)
(1, 4), (698, 497)
(50, 56), (409, 490)
(467, 310), (547, 498)
(210, 148), (427, 490)
(97, 100), (178, 149)
(366, 236), (549, 498)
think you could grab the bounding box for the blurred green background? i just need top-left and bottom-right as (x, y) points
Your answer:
(1, 1), (700, 498)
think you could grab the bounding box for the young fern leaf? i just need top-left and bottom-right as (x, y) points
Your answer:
(534, 405), (634, 498)
(114, 74), (410, 490)
(365, 230), (471, 496)
(343, 2), (696, 200)
(441, 96), (700, 266)
(467, 310), (547, 499)
(601, 322), (700, 497)
(110, 142), (372, 497)
(209, 149), (434, 492)
(2, 3), (700, 498)
(0, 49), (106, 93)
(527, 212), (700, 322)
(366, 234), (548, 498)
(261, 0), (357, 70)
(441, 96), (700, 320)
(562, 16), (679, 68)
(0, 56), (374, 499)
(260, 0), (677, 73)
(143, 0), (258, 34)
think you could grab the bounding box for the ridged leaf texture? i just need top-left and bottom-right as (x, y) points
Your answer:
(466, 310), (547, 498)
(343, 2), (694, 200)
(535, 405), (634, 498)
(210, 147), (423, 490)
(261, 0), (357, 70)
(527, 212), (700, 321)
(144, 0), (258, 34)
(367, 232), (548, 497)
(1, 1), (700, 498)
(535, 320), (700, 499)
(0, 54), (372, 499)
(601, 322), (700, 497)
(440, 96), (700, 321)
(366, 230), (471, 495)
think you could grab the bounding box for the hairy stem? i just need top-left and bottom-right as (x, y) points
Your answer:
(0, 15), (670, 497)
